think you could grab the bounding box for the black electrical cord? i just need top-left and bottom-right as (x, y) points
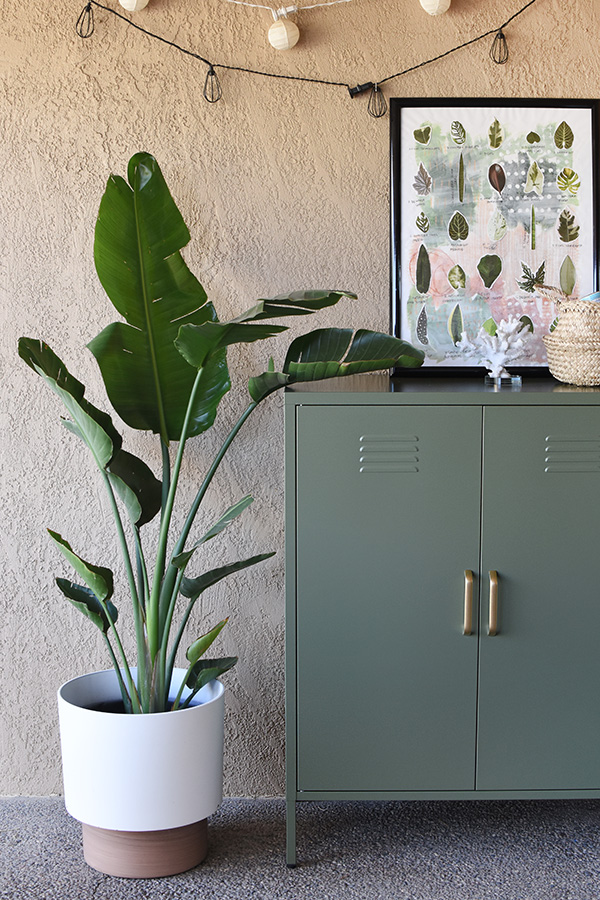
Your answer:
(75, 0), (542, 113)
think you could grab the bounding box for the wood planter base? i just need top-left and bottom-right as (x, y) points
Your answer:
(82, 819), (208, 878)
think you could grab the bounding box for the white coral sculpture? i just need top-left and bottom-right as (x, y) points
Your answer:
(457, 315), (534, 378)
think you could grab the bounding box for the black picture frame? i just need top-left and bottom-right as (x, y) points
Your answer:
(390, 97), (599, 377)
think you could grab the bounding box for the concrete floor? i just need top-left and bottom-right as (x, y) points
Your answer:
(2, 797), (600, 899)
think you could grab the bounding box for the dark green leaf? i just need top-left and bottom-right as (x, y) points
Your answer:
(185, 656), (238, 692)
(18, 339), (121, 469)
(181, 552), (276, 601)
(554, 121), (574, 149)
(48, 531), (113, 601)
(526, 131), (540, 144)
(175, 321), (287, 370)
(107, 449), (162, 527)
(448, 211), (469, 241)
(416, 244), (431, 294)
(235, 290), (357, 321)
(488, 118), (503, 149)
(56, 578), (118, 633)
(248, 329), (423, 403)
(90, 153), (225, 442)
(414, 125), (431, 145)
(518, 315), (534, 334)
(477, 255), (502, 289)
(415, 212), (429, 233)
(558, 208), (579, 243)
(451, 121), (466, 145)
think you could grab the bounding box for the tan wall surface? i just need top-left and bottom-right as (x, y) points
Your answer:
(1, 0), (599, 796)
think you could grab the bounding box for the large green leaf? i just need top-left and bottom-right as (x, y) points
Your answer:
(90, 152), (227, 442)
(56, 578), (118, 633)
(248, 329), (423, 403)
(107, 449), (162, 527)
(19, 339), (162, 527)
(48, 531), (113, 601)
(18, 339), (121, 469)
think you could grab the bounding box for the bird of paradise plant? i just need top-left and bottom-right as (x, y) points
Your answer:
(19, 152), (423, 714)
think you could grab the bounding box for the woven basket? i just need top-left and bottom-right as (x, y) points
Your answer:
(551, 298), (600, 341)
(543, 333), (600, 386)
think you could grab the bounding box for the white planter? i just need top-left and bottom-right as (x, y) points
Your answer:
(57, 668), (225, 876)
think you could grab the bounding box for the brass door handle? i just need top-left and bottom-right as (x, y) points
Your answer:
(488, 570), (498, 636)
(463, 570), (474, 635)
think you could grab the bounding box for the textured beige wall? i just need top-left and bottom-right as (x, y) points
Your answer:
(1, 0), (599, 796)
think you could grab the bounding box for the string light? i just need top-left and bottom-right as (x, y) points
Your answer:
(75, 1), (94, 37)
(367, 84), (387, 119)
(490, 28), (509, 64)
(203, 66), (223, 102)
(75, 0), (542, 118)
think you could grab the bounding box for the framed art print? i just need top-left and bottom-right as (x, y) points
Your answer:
(390, 98), (599, 375)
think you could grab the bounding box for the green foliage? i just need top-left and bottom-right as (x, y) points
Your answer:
(416, 244), (431, 294)
(448, 211), (469, 241)
(554, 121), (574, 149)
(488, 118), (503, 149)
(477, 255), (502, 289)
(558, 208), (580, 243)
(19, 152), (424, 714)
(517, 261), (546, 293)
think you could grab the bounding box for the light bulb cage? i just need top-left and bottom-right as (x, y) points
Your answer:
(204, 66), (223, 103)
(490, 29), (509, 64)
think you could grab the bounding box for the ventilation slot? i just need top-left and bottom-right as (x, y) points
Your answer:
(544, 434), (600, 473)
(359, 434), (419, 474)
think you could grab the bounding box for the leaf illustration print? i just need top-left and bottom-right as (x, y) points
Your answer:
(488, 209), (507, 242)
(448, 211), (469, 241)
(554, 121), (574, 149)
(451, 121), (466, 145)
(416, 244), (431, 294)
(524, 161), (544, 196)
(557, 167), (580, 195)
(415, 212), (430, 233)
(414, 126), (431, 145)
(488, 118), (503, 149)
(416, 305), (429, 345)
(448, 264), (466, 290)
(447, 303), (464, 346)
(413, 163), (432, 196)
(558, 208), (580, 243)
(560, 255), (576, 295)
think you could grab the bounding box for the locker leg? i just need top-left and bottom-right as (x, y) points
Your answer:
(286, 795), (297, 867)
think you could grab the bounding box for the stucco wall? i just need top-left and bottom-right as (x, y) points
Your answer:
(1, 0), (599, 796)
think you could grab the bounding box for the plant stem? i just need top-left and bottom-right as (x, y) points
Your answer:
(156, 400), (260, 684)
(99, 470), (146, 710)
(146, 369), (205, 666)
(102, 634), (133, 713)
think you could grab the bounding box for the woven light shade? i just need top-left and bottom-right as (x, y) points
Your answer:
(118, 0), (150, 10)
(419, 0), (451, 14)
(268, 18), (300, 50)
